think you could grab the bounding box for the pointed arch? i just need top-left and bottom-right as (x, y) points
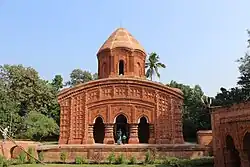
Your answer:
(93, 115), (105, 124)
(138, 116), (149, 143)
(93, 116), (105, 143)
(224, 135), (241, 167)
(113, 112), (129, 123)
(137, 115), (149, 124)
(113, 114), (129, 144)
(243, 132), (250, 164)
(119, 60), (124, 75)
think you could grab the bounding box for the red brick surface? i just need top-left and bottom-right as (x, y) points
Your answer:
(0, 141), (40, 159)
(197, 130), (212, 146)
(97, 28), (146, 79)
(58, 78), (184, 145)
(37, 144), (209, 163)
(211, 103), (250, 167)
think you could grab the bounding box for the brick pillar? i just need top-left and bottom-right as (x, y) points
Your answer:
(128, 124), (139, 144)
(239, 150), (249, 167)
(148, 124), (155, 144)
(87, 124), (95, 144)
(104, 123), (115, 144)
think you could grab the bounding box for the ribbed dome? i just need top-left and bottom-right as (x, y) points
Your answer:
(97, 28), (146, 54)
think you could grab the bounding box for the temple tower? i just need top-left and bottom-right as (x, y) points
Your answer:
(97, 28), (146, 79)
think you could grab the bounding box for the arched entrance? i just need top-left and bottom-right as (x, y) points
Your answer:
(138, 117), (149, 143)
(243, 132), (250, 164)
(119, 60), (124, 75)
(224, 135), (241, 167)
(10, 146), (23, 159)
(114, 114), (129, 143)
(93, 117), (105, 143)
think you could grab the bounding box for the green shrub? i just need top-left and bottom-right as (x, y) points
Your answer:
(163, 157), (182, 167)
(154, 159), (163, 164)
(8, 159), (18, 166)
(75, 156), (87, 164)
(17, 151), (26, 164)
(27, 147), (36, 164)
(129, 155), (137, 164)
(75, 156), (82, 164)
(187, 157), (214, 166)
(162, 156), (214, 167)
(144, 150), (154, 164)
(38, 151), (44, 162)
(0, 155), (9, 167)
(107, 152), (115, 164)
(115, 153), (126, 164)
(60, 152), (67, 164)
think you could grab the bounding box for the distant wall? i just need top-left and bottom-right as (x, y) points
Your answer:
(197, 130), (212, 146)
(0, 140), (41, 159)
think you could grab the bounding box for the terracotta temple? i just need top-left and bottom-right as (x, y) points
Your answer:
(58, 28), (184, 145)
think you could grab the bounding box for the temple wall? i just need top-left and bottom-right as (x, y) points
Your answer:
(37, 144), (209, 163)
(0, 141), (40, 160)
(58, 78), (184, 145)
(211, 102), (250, 167)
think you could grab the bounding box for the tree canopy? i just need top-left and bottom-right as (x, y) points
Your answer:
(213, 30), (250, 106)
(0, 64), (59, 140)
(66, 69), (97, 87)
(168, 81), (211, 140)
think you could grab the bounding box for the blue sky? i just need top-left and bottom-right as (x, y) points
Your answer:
(0, 0), (250, 96)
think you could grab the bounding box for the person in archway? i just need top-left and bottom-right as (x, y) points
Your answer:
(122, 134), (127, 144)
(117, 129), (122, 145)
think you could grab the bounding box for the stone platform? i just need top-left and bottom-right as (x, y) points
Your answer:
(37, 143), (210, 163)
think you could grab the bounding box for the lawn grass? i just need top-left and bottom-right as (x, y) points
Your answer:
(11, 165), (156, 167)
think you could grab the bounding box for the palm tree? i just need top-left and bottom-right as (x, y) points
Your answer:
(145, 52), (166, 81)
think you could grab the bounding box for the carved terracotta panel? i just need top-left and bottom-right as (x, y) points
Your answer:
(110, 105), (132, 123)
(114, 86), (128, 97)
(100, 86), (113, 99)
(87, 89), (99, 103)
(89, 105), (108, 123)
(135, 105), (152, 123)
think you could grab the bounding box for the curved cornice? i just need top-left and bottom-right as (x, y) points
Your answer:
(58, 78), (183, 101)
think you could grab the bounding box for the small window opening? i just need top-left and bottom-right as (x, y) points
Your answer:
(119, 60), (124, 75)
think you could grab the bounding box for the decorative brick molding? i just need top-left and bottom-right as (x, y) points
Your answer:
(37, 144), (210, 163)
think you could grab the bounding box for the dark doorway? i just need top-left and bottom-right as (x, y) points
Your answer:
(224, 135), (241, 167)
(114, 114), (129, 143)
(243, 132), (250, 164)
(93, 117), (105, 143)
(119, 60), (124, 75)
(138, 117), (149, 143)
